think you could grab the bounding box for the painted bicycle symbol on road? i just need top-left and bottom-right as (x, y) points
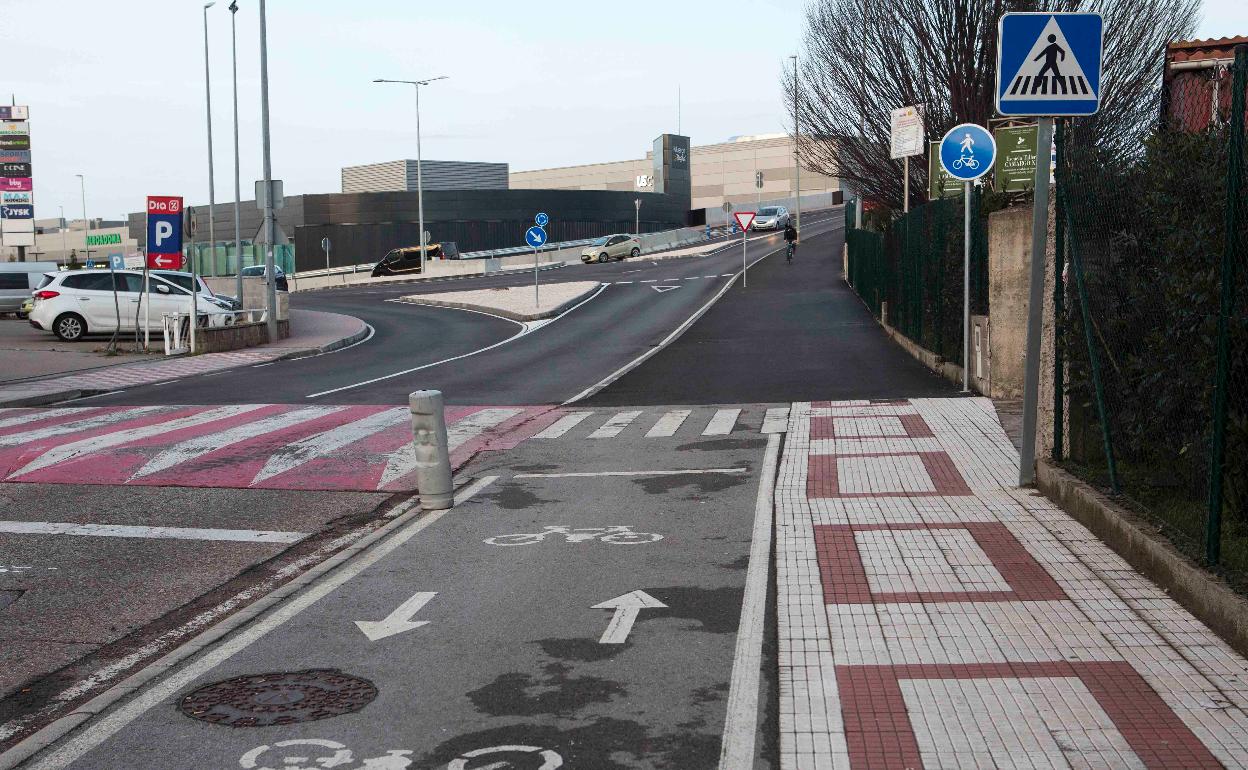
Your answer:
(484, 525), (663, 546)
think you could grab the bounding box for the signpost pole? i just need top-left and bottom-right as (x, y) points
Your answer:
(963, 181), (972, 393)
(144, 208), (150, 350)
(533, 245), (539, 307)
(742, 223), (748, 288)
(903, 157), (910, 213)
(1019, 116), (1055, 484)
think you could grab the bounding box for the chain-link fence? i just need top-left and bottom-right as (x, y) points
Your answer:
(1058, 46), (1247, 587)
(845, 193), (988, 366)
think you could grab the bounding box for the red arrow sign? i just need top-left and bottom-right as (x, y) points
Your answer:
(733, 211), (756, 232)
(147, 253), (182, 270)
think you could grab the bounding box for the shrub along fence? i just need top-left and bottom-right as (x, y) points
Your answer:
(1057, 47), (1247, 588)
(845, 193), (988, 367)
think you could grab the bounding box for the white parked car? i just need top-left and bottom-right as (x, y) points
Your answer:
(29, 270), (234, 341)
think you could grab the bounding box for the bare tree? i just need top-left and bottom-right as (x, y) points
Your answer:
(788, 0), (1199, 211)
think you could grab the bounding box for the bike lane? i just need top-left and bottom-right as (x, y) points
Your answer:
(27, 405), (783, 770)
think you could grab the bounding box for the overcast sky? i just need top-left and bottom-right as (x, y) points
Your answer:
(3, 0), (1245, 222)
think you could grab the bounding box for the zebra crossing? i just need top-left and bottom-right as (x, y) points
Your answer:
(0, 404), (789, 492)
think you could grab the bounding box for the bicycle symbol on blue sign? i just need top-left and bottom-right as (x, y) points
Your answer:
(525, 226), (548, 248)
(939, 123), (996, 182)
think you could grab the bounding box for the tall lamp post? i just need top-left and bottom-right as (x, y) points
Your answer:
(198, 1), (218, 354)
(75, 174), (88, 262)
(789, 53), (801, 234)
(258, 0), (277, 341)
(229, 1), (243, 306)
(374, 76), (448, 275)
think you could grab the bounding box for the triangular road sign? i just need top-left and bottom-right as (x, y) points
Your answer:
(652, 285), (679, 293)
(733, 212), (756, 232)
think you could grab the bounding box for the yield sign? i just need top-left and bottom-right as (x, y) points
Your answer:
(733, 211), (756, 232)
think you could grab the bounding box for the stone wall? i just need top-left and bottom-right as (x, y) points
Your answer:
(986, 206), (1032, 399)
(197, 319), (289, 354)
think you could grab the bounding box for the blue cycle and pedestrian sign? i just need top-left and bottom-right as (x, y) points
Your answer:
(525, 225), (547, 248)
(939, 123), (996, 182)
(997, 12), (1103, 117)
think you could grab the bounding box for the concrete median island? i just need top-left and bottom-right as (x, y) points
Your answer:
(397, 280), (603, 322)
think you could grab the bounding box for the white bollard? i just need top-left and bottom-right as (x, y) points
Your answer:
(409, 389), (453, 510)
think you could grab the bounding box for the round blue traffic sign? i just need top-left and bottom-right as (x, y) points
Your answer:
(535, 212), (549, 227)
(525, 226), (548, 248)
(939, 123), (996, 182)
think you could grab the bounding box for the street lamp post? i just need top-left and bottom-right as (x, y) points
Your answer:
(258, 0), (278, 341)
(75, 175), (88, 262)
(229, 1), (243, 306)
(374, 76), (448, 276)
(198, 1), (218, 354)
(789, 53), (801, 234)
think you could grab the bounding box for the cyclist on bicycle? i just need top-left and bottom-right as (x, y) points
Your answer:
(783, 222), (798, 261)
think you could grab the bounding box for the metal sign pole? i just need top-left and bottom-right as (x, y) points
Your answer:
(742, 223), (748, 288)
(534, 245), (539, 307)
(1019, 116), (1055, 484)
(144, 209), (150, 351)
(903, 157), (910, 213)
(963, 181), (971, 393)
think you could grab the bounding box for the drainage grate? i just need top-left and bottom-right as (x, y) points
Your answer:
(178, 669), (377, 727)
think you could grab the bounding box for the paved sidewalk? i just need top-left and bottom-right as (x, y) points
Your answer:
(777, 397), (1248, 769)
(398, 280), (602, 321)
(0, 309), (366, 407)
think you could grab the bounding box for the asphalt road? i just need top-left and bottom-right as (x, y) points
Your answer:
(76, 215), (841, 407)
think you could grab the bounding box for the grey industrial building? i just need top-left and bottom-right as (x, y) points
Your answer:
(341, 159), (509, 194)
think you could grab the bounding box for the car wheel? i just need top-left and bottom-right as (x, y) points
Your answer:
(53, 313), (86, 342)
(597, 252), (609, 264)
(629, 248), (640, 258)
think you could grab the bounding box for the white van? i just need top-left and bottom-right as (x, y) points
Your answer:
(0, 262), (59, 317)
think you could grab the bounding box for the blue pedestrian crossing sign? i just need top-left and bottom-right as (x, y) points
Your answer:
(939, 123), (996, 182)
(997, 12), (1103, 116)
(525, 226), (548, 248)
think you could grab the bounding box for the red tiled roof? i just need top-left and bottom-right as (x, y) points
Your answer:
(1167, 36), (1248, 63)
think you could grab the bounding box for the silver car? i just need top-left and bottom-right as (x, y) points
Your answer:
(752, 206), (790, 230)
(581, 234), (641, 263)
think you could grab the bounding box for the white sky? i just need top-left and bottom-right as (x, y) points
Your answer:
(2, 0), (1245, 222)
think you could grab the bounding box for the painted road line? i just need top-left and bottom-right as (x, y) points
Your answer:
(379, 408), (521, 488)
(587, 410), (642, 438)
(513, 468), (748, 479)
(703, 408), (741, 436)
(615, 281), (634, 285)
(533, 411), (594, 439)
(252, 408), (408, 485)
(5, 405), (270, 479)
(645, 409), (692, 437)
(0, 521), (306, 544)
(718, 432), (781, 769)
(131, 406), (347, 479)
(0, 406), (166, 448)
(308, 283), (608, 399)
(0, 408), (86, 431)
(761, 406), (791, 434)
(640, 279), (657, 283)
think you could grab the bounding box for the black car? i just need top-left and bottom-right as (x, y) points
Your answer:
(241, 265), (288, 291)
(372, 243), (457, 277)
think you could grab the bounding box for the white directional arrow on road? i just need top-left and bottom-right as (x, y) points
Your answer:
(592, 590), (667, 644)
(354, 591), (436, 641)
(651, 285), (680, 293)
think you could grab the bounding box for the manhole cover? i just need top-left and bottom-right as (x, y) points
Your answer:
(178, 669), (377, 727)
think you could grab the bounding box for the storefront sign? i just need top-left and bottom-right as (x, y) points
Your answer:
(0, 162), (31, 178)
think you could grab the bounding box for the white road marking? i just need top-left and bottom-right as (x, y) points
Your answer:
(6, 405), (268, 478)
(614, 281), (634, 284)
(702, 408), (741, 436)
(533, 411), (594, 439)
(683, 276), (700, 280)
(0, 521), (306, 544)
(720, 273), (733, 277)
(309, 283), (607, 398)
(0, 408), (85, 431)
(354, 591), (436, 641)
(640, 279), (657, 283)
(252, 408), (407, 484)
(0, 406), (165, 448)
(587, 410), (642, 438)
(761, 406), (791, 434)
(652, 285), (680, 293)
(131, 406), (346, 479)
(513, 467), (747, 479)
(592, 590), (667, 644)
(718, 432), (781, 769)
(645, 409), (691, 437)
(19, 478), (471, 770)
(379, 408), (521, 487)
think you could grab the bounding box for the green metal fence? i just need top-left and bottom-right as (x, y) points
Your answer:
(185, 242), (296, 278)
(844, 194), (987, 366)
(1057, 46), (1248, 587)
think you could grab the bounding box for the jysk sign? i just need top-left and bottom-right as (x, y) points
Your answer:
(146, 195), (185, 270)
(997, 12), (1103, 117)
(1, 204), (32, 220)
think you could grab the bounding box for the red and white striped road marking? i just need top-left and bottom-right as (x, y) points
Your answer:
(0, 405), (554, 492)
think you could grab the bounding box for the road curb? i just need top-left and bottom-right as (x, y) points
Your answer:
(396, 283), (603, 322)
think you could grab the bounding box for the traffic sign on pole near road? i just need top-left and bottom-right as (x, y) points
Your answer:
(939, 124), (996, 182)
(524, 226), (547, 248)
(733, 211), (756, 288)
(146, 195), (184, 270)
(525, 224), (548, 308)
(732, 212), (755, 232)
(535, 212), (549, 227)
(996, 12), (1103, 117)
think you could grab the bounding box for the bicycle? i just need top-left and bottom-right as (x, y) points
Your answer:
(484, 525), (663, 546)
(785, 241), (796, 263)
(952, 155), (979, 171)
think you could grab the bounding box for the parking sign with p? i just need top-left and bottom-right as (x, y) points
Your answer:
(146, 195), (184, 270)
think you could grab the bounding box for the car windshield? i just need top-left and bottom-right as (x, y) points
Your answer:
(591, 237), (610, 246)
(759, 208), (780, 216)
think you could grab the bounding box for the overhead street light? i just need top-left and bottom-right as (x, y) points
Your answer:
(75, 174), (88, 262)
(374, 76), (449, 276)
(229, 0), (243, 306)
